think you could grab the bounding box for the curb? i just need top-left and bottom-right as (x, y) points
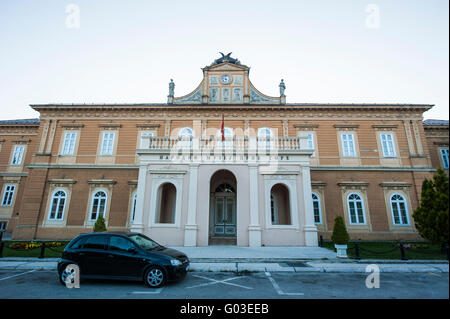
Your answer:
(0, 260), (448, 273)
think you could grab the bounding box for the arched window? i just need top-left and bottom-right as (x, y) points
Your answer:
(390, 193), (409, 225)
(347, 193), (365, 224)
(312, 193), (322, 224)
(155, 183), (176, 224)
(270, 184), (291, 225)
(179, 127), (193, 138)
(48, 190), (67, 220)
(258, 127), (274, 150)
(215, 183), (235, 193)
(130, 193), (137, 222)
(178, 127), (193, 149)
(90, 191), (107, 221)
(217, 127), (234, 149)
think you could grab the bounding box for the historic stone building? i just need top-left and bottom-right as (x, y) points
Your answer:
(0, 54), (448, 246)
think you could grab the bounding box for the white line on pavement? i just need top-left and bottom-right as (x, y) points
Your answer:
(130, 288), (164, 294)
(265, 271), (304, 296)
(187, 274), (253, 290)
(0, 269), (38, 281)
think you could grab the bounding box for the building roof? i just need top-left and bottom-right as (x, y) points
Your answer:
(423, 119), (449, 126)
(0, 118), (40, 125)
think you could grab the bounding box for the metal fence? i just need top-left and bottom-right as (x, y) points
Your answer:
(318, 235), (449, 261)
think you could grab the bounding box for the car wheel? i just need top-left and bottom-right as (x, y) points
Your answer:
(144, 266), (166, 288)
(58, 264), (79, 287)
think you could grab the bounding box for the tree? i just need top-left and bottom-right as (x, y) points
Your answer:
(93, 215), (107, 232)
(413, 168), (449, 245)
(331, 215), (350, 245)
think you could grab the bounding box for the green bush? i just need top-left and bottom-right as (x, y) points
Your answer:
(331, 216), (349, 245)
(93, 215), (107, 232)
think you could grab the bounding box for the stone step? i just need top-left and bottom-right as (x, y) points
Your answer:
(208, 237), (237, 246)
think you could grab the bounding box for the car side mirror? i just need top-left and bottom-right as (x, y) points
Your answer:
(128, 247), (137, 254)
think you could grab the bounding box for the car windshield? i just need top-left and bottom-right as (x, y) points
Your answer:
(128, 234), (162, 251)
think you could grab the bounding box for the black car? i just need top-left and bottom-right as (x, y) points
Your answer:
(57, 232), (189, 288)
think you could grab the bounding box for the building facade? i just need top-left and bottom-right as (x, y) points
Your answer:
(0, 54), (448, 246)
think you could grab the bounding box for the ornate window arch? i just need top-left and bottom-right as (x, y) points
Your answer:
(347, 192), (366, 225)
(48, 190), (67, 220)
(312, 192), (322, 224)
(390, 193), (409, 225)
(89, 190), (108, 221)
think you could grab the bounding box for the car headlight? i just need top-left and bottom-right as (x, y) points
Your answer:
(170, 259), (182, 266)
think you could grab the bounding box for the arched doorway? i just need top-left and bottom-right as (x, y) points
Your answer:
(209, 169), (237, 245)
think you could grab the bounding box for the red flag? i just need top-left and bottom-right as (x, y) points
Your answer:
(221, 114), (225, 141)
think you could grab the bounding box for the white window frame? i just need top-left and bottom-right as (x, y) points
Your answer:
(1, 184), (16, 207)
(178, 127), (193, 150)
(440, 148), (449, 169)
(89, 190), (108, 221)
(48, 190), (67, 221)
(258, 127), (274, 150)
(390, 193), (409, 226)
(380, 133), (396, 158)
(11, 145), (25, 165)
(312, 192), (322, 224)
(100, 132), (115, 155)
(347, 192), (366, 225)
(139, 131), (155, 149)
(61, 132), (77, 155)
(341, 133), (356, 157)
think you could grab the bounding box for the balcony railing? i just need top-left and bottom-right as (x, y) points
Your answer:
(139, 136), (312, 154)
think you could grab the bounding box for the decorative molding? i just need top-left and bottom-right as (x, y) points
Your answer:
(48, 179), (77, 185)
(11, 138), (31, 144)
(337, 181), (369, 190)
(311, 181), (327, 188)
(87, 179), (117, 186)
(372, 124), (398, 130)
(61, 123), (84, 129)
(294, 123), (319, 130)
(98, 123), (122, 129)
(333, 123), (360, 130)
(379, 182), (412, 189)
(136, 123), (161, 130)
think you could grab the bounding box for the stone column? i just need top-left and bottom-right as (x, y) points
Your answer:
(184, 164), (199, 246)
(248, 164), (262, 247)
(130, 164), (147, 233)
(301, 164), (318, 246)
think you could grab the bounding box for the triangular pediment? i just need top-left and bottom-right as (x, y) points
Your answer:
(203, 62), (249, 72)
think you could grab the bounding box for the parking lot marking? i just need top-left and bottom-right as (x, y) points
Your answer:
(187, 274), (253, 290)
(0, 270), (38, 282)
(130, 288), (164, 294)
(265, 272), (304, 296)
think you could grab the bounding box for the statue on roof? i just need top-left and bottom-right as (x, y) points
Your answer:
(169, 79), (175, 96)
(220, 52), (232, 62)
(279, 79), (286, 96)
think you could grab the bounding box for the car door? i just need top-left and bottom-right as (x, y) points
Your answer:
(78, 235), (110, 277)
(105, 235), (146, 279)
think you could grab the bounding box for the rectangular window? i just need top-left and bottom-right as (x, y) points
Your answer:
(140, 131), (154, 149)
(440, 148), (449, 169)
(1, 185), (16, 207)
(380, 133), (396, 157)
(11, 145), (25, 165)
(341, 133), (356, 157)
(100, 132), (115, 155)
(61, 132), (77, 155)
(0, 221), (7, 231)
